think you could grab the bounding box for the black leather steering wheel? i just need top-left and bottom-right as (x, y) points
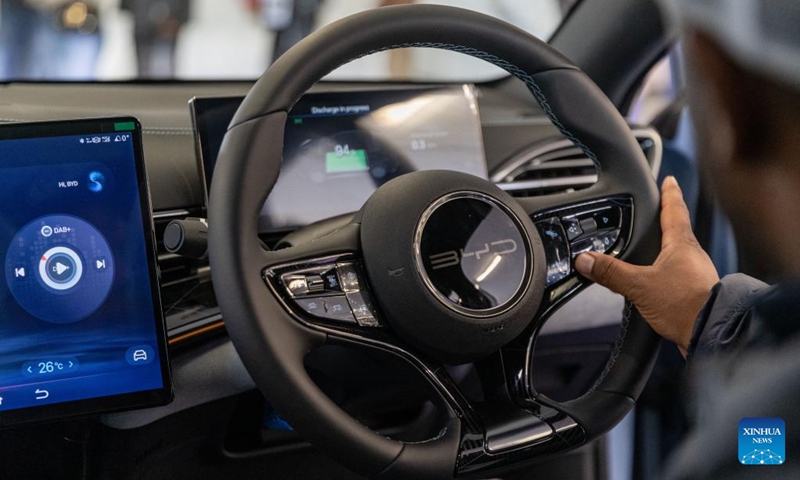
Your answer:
(209, 5), (661, 479)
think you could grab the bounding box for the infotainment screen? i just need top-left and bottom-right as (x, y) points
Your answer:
(191, 85), (487, 231)
(0, 118), (171, 426)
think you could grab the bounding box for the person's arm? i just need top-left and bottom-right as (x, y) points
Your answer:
(685, 273), (768, 360)
(574, 176), (723, 357)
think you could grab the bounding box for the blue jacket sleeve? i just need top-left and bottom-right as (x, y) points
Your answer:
(686, 273), (769, 361)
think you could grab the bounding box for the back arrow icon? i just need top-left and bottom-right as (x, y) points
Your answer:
(35, 389), (49, 400)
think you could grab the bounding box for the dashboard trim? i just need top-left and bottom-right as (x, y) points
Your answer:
(153, 209), (191, 220)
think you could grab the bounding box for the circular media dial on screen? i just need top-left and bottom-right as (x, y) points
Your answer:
(5, 215), (115, 323)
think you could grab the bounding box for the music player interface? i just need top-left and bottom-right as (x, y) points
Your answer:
(6, 214), (115, 323)
(0, 130), (164, 413)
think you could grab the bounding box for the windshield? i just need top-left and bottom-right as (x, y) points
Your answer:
(0, 0), (576, 82)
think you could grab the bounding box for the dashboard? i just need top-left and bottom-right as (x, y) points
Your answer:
(0, 79), (662, 431)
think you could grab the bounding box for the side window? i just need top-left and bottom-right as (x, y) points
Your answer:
(628, 55), (679, 127)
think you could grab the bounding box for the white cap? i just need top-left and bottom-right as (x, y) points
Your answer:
(660, 0), (800, 89)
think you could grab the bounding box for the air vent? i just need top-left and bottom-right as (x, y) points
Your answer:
(493, 128), (662, 198)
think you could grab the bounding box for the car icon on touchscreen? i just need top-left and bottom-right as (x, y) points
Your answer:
(126, 345), (155, 365)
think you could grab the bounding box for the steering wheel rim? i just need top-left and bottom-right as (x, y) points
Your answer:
(209, 5), (661, 479)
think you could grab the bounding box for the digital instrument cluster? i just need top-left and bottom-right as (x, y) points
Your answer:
(191, 85), (487, 231)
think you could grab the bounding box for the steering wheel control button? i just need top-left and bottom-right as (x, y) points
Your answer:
(296, 296), (356, 324)
(295, 297), (324, 315)
(592, 207), (621, 229)
(563, 218), (583, 240)
(6, 214), (115, 323)
(578, 217), (598, 235)
(416, 192), (531, 317)
(346, 291), (380, 327)
(320, 296), (353, 321)
(283, 274), (310, 296)
(321, 269), (342, 292)
(571, 229), (621, 257)
(306, 275), (326, 293)
(329, 262), (382, 326)
(336, 263), (362, 293)
(535, 219), (571, 286)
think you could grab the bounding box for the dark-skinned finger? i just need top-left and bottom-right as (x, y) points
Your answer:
(660, 176), (695, 249)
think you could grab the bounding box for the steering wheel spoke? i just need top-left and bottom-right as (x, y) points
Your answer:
(449, 346), (586, 477)
(319, 319), (588, 478)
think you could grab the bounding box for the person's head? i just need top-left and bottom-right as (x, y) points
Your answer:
(662, 0), (800, 279)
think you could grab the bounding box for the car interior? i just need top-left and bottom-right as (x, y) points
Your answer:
(0, 0), (742, 479)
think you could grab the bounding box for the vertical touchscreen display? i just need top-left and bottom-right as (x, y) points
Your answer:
(0, 118), (171, 425)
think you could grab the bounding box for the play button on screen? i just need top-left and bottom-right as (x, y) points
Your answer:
(40, 247), (82, 291)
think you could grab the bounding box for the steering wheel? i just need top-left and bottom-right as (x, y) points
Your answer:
(209, 5), (660, 479)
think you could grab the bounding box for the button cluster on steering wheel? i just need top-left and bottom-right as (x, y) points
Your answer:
(278, 260), (380, 327)
(534, 201), (628, 288)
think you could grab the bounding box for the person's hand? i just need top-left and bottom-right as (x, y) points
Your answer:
(574, 176), (719, 356)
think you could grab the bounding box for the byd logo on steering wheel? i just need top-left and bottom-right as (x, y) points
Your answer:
(428, 239), (519, 270)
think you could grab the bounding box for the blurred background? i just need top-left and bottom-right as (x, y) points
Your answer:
(0, 0), (582, 82)
(0, 0), (672, 123)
